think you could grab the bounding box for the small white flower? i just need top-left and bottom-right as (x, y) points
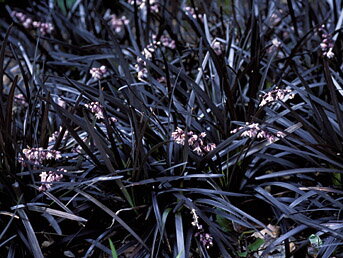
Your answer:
(212, 41), (223, 55)
(272, 38), (281, 48)
(326, 48), (334, 59)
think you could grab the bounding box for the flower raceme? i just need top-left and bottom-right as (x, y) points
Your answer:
(157, 34), (176, 49)
(318, 25), (335, 59)
(89, 65), (108, 80)
(259, 88), (295, 107)
(85, 102), (105, 119)
(109, 14), (129, 33)
(19, 147), (62, 166)
(38, 168), (67, 192)
(184, 6), (203, 20)
(14, 93), (28, 106)
(11, 11), (32, 28)
(191, 209), (214, 249)
(171, 127), (216, 156)
(128, 0), (160, 13)
(19, 147), (65, 191)
(33, 21), (54, 35)
(135, 34), (175, 81)
(11, 11), (54, 35)
(230, 123), (286, 143)
(84, 101), (118, 123)
(135, 44), (154, 81)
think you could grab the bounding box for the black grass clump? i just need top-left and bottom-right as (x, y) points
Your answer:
(0, 0), (342, 257)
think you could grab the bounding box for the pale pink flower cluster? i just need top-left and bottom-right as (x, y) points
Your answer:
(85, 101), (105, 119)
(109, 14), (129, 33)
(38, 168), (66, 191)
(142, 44), (155, 60)
(159, 35), (176, 49)
(72, 146), (83, 154)
(196, 232), (214, 249)
(136, 66), (148, 81)
(152, 34), (176, 49)
(266, 38), (282, 53)
(135, 44), (155, 81)
(270, 12), (282, 26)
(191, 209), (213, 249)
(84, 102), (118, 123)
(259, 88), (294, 107)
(48, 127), (69, 147)
(135, 34), (175, 81)
(157, 76), (166, 83)
(128, 0), (160, 13)
(33, 21), (54, 35)
(19, 147), (65, 191)
(171, 127), (216, 156)
(230, 123), (286, 143)
(11, 11), (32, 28)
(14, 93), (28, 106)
(71, 135), (88, 154)
(48, 130), (60, 144)
(19, 147), (62, 166)
(11, 11), (54, 35)
(184, 6), (203, 20)
(319, 26), (334, 59)
(150, 1), (160, 13)
(89, 65), (108, 80)
(128, 0), (143, 4)
(109, 117), (118, 123)
(143, 0), (160, 13)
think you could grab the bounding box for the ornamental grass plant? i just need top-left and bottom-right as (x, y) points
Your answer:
(0, 0), (342, 257)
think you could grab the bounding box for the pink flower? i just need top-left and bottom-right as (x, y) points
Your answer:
(231, 123), (285, 143)
(109, 15), (129, 33)
(184, 6), (203, 20)
(135, 43), (157, 81)
(272, 38), (281, 48)
(199, 132), (207, 138)
(14, 94), (27, 106)
(171, 128), (216, 155)
(90, 65), (108, 80)
(160, 35), (176, 49)
(12, 11), (33, 28)
(109, 117), (118, 124)
(38, 168), (66, 191)
(48, 127), (69, 148)
(128, 0), (143, 6)
(203, 143), (216, 152)
(188, 134), (199, 146)
(84, 102), (118, 123)
(191, 209), (213, 249)
(199, 232), (214, 249)
(171, 127), (186, 145)
(84, 102), (105, 119)
(32, 21), (54, 35)
(20, 147), (62, 166)
(259, 88), (294, 107)
(137, 67), (148, 81)
(12, 11), (54, 35)
(129, 0), (160, 13)
(157, 77), (166, 83)
(319, 26), (335, 59)
(193, 145), (204, 156)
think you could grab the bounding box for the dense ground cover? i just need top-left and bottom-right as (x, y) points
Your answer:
(0, 0), (343, 257)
